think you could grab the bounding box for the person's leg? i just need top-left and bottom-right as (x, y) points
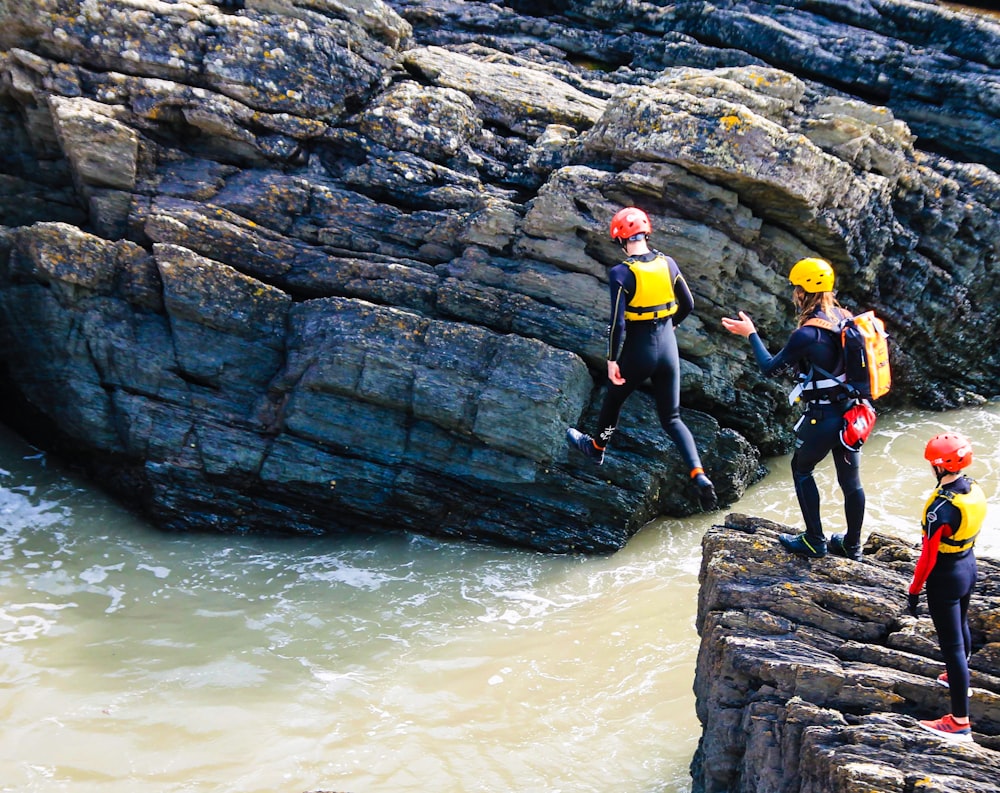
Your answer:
(582, 379), (637, 452)
(593, 324), (655, 446)
(789, 410), (839, 543)
(958, 555), (977, 669)
(648, 324), (715, 509)
(832, 446), (865, 549)
(568, 327), (649, 462)
(927, 559), (976, 719)
(648, 326), (703, 472)
(960, 591), (974, 663)
(929, 601), (969, 717)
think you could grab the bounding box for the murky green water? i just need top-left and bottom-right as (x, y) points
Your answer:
(0, 404), (997, 792)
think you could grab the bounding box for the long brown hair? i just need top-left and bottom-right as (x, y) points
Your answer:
(795, 289), (848, 326)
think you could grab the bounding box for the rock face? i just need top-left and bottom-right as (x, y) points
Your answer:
(0, 1), (997, 551)
(695, 516), (1000, 793)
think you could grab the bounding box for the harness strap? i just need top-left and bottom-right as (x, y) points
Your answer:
(626, 300), (677, 321)
(637, 301), (677, 314)
(809, 363), (858, 399)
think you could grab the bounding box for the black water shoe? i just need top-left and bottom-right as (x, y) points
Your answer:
(828, 532), (863, 561)
(693, 473), (717, 511)
(778, 532), (827, 558)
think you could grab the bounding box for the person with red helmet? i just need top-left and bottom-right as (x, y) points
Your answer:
(721, 257), (867, 559)
(907, 432), (986, 743)
(566, 206), (717, 511)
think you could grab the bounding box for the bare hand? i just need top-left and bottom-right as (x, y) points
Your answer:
(607, 360), (626, 385)
(721, 310), (757, 337)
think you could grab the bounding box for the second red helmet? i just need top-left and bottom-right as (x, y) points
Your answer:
(924, 433), (974, 472)
(610, 207), (652, 241)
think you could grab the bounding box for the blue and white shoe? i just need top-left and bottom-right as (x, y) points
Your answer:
(566, 428), (604, 465)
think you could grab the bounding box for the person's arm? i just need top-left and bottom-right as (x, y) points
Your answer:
(670, 258), (695, 326)
(605, 264), (630, 362)
(751, 327), (820, 376)
(907, 497), (959, 610)
(908, 530), (944, 596)
(722, 312), (817, 377)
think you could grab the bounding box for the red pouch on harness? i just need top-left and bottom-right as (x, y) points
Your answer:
(840, 402), (877, 451)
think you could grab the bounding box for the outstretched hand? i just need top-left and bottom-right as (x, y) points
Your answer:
(721, 310), (757, 337)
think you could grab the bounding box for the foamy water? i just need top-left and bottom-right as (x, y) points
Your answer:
(0, 403), (996, 792)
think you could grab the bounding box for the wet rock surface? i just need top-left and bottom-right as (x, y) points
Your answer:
(0, 1), (997, 550)
(695, 515), (1000, 793)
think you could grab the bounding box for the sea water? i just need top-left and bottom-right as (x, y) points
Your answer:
(0, 404), (997, 793)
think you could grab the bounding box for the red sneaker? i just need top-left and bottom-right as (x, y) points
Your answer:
(936, 671), (971, 698)
(917, 714), (973, 743)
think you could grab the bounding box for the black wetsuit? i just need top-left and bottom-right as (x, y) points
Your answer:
(917, 476), (980, 719)
(748, 313), (865, 547)
(595, 251), (704, 473)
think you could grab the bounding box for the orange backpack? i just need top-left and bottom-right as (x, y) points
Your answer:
(805, 309), (891, 401)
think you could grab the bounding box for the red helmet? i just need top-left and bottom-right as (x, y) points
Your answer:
(924, 433), (973, 472)
(610, 207), (651, 241)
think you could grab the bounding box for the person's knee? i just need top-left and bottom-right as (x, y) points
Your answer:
(791, 454), (817, 481)
(657, 403), (682, 424)
(840, 481), (864, 498)
(658, 415), (684, 437)
(791, 469), (816, 490)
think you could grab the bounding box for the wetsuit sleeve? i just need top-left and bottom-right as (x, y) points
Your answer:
(606, 263), (632, 361)
(747, 326), (818, 377)
(671, 258), (694, 326)
(908, 498), (959, 594)
(908, 530), (945, 595)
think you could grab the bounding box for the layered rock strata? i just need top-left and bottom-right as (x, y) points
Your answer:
(695, 515), (1000, 793)
(0, 1), (996, 550)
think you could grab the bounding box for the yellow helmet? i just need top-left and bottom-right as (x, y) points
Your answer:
(789, 257), (835, 293)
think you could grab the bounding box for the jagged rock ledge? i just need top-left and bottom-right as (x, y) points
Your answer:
(694, 515), (1000, 793)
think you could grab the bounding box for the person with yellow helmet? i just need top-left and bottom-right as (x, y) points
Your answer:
(721, 257), (866, 559)
(566, 206), (717, 511)
(907, 432), (986, 743)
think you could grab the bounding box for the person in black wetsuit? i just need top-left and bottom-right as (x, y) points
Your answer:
(566, 206), (717, 511)
(907, 432), (985, 743)
(721, 257), (865, 559)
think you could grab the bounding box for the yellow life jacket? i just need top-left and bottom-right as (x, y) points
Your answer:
(921, 480), (987, 553)
(623, 255), (678, 321)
